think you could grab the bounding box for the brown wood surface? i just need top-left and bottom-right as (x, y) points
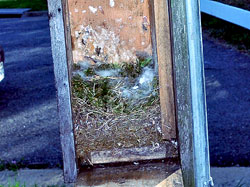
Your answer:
(153, 0), (176, 140)
(62, 0), (74, 83)
(90, 143), (177, 165)
(156, 169), (184, 187)
(68, 0), (153, 64)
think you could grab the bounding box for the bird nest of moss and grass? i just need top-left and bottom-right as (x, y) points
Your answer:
(71, 58), (165, 162)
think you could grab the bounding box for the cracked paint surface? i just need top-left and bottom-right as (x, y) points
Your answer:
(68, 0), (152, 64)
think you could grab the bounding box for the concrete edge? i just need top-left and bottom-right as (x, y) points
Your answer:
(0, 167), (249, 186)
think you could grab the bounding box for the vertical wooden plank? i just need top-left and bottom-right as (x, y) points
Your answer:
(47, 0), (77, 183)
(148, 0), (158, 74)
(169, 0), (213, 186)
(61, 0), (73, 83)
(186, 0), (213, 186)
(153, 0), (176, 140)
(169, 0), (195, 186)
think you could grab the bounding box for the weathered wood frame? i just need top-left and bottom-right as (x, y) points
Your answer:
(170, 0), (213, 186)
(47, 0), (212, 186)
(47, 0), (77, 183)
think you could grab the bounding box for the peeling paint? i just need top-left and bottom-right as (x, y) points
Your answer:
(98, 6), (104, 14)
(89, 6), (97, 14)
(69, 0), (152, 64)
(74, 25), (139, 63)
(115, 18), (122, 23)
(110, 0), (115, 7)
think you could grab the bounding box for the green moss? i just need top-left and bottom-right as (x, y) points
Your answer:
(84, 67), (95, 76)
(72, 58), (156, 115)
(72, 75), (129, 114)
(72, 63), (81, 71)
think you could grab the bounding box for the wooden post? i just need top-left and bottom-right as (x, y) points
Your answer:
(47, 0), (77, 183)
(169, 0), (213, 186)
(153, 0), (176, 140)
(185, 0), (213, 186)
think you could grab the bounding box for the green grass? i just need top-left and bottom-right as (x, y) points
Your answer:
(0, 177), (26, 187)
(72, 58), (156, 114)
(0, 0), (48, 11)
(201, 13), (250, 52)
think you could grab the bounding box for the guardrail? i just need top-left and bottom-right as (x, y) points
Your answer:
(200, 0), (250, 30)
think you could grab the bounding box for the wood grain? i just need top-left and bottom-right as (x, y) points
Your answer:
(67, 0), (153, 64)
(90, 143), (178, 164)
(169, 0), (195, 185)
(156, 169), (184, 187)
(153, 0), (176, 140)
(47, 0), (77, 183)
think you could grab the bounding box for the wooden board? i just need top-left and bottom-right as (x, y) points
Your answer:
(77, 161), (180, 186)
(153, 0), (176, 140)
(170, 0), (212, 186)
(67, 0), (153, 64)
(169, 0), (195, 185)
(90, 143), (178, 165)
(156, 169), (184, 187)
(47, 0), (77, 183)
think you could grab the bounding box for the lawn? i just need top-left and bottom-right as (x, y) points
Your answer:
(0, 0), (47, 11)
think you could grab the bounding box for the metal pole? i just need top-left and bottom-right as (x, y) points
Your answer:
(185, 0), (213, 186)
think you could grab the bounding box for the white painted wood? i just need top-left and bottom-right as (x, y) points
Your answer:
(200, 0), (250, 29)
(47, 0), (77, 183)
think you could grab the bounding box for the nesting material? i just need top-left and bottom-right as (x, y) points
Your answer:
(71, 59), (167, 164)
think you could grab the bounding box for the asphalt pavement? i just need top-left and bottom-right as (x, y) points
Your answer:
(0, 16), (249, 168)
(0, 16), (62, 167)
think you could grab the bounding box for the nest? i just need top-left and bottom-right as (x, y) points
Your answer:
(71, 59), (165, 162)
